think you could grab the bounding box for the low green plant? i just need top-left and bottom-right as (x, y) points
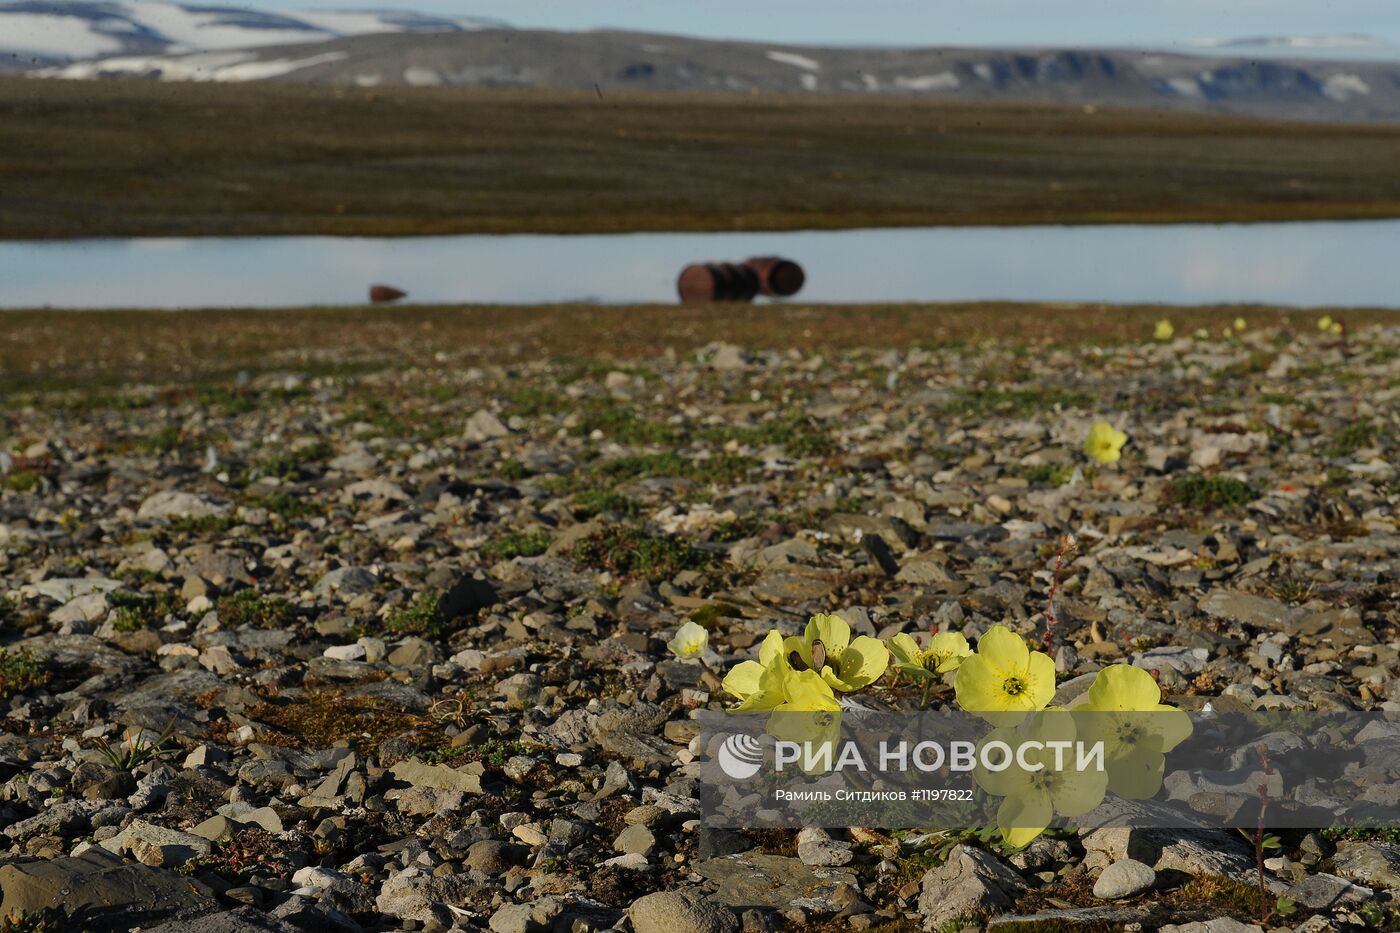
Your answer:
(91, 721), (177, 770)
(482, 530), (551, 560)
(0, 648), (48, 699)
(1, 471), (42, 493)
(109, 590), (180, 632)
(143, 424), (183, 454)
(1020, 463), (1075, 486)
(595, 452), (755, 486)
(572, 525), (714, 582)
(569, 399), (677, 445)
(1168, 475), (1257, 510)
(1326, 416), (1377, 458)
(217, 589), (293, 628)
(251, 490), (318, 519)
(572, 489), (640, 517)
(385, 591), (446, 637)
(168, 514), (238, 535)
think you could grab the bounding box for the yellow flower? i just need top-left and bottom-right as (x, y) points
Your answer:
(1153, 319), (1174, 341)
(1318, 315), (1334, 331)
(666, 620), (709, 659)
(1193, 328), (1209, 340)
(721, 630), (842, 713)
(1073, 664), (1192, 799)
(782, 613), (889, 693)
(974, 710), (1107, 848)
(1233, 317), (1247, 332)
(1084, 421), (1127, 465)
(888, 631), (972, 682)
(953, 625), (1056, 724)
(1329, 321), (1343, 336)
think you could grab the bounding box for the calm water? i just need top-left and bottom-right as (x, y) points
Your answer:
(3, 220), (1398, 309)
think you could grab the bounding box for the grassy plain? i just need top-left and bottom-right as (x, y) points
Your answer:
(1, 302), (1392, 392)
(4, 78), (1400, 238)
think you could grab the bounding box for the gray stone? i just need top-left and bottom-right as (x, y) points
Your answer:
(25, 577), (122, 603)
(1198, 591), (1301, 633)
(694, 852), (860, 912)
(488, 897), (565, 933)
(1133, 645), (1209, 674)
(498, 672), (543, 709)
(138, 490), (228, 520)
(615, 823), (657, 856)
(0, 847), (217, 928)
(465, 840), (526, 874)
(1333, 840), (1400, 890)
(1159, 921), (1263, 933)
(630, 890), (740, 933)
(1081, 826), (1254, 882)
(1284, 872), (1372, 909)
(313, 566), (379, 599)
(142, 907), (300, 933)
(100, 819), (215, 867)
(916, 845), (1027, 930)
(389, 757), (485, 793)
(465, 409), (511, 442)
(1092, 859), (1155, 899)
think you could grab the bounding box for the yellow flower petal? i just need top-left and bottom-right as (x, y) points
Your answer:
(781, 668), (841, 711)
(974, 625), (1029, 676)
(1083, 664), (1161, 711)
(805, 613), (852, 660)
(666, 620), (709, 659)
(888, 632), (923, 668)
(952, 652), (1004, 712)
(928, 631), (972, 673)
(757, 629), (786, 667)
(996, 790), (1053, 850)
(1024, 649), (1057, 711)
(1051, 767), (1109, 817)
(721, 659), (765, 701)
(836, 635), (889, 689)
(782, 634), (812, 671)
(1105, 750), (1168, 799)
(730, 663), (788, 712)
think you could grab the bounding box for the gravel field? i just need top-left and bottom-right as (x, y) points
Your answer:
(1, 305), (1398, 932)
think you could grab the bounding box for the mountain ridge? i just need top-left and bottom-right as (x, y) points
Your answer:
(5, 2), (1400, 123)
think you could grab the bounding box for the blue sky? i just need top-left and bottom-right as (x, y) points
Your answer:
(234, 0), (1400, 48)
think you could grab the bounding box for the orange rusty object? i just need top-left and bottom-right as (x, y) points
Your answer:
(676, 263), (761, 304)
(369, 284), (407, 303)
(744, 256), (805, 297)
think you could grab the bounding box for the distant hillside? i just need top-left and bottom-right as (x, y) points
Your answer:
(0, 0), (503, 67)
(6, 2), (1400, 122)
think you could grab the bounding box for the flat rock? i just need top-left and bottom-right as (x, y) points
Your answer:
(629, 890), (740, 933)
(389, 757), (485, 793)
(693, 852), (860, 912)
(0, 847), (217, 930)
(917, 844), (1027, 930)
(143, 907), (300, 933)
(1332, 840), (1400, 890)
(138, 490), (228, 520)
(1198, 591), (1301, 633)
(100, 820), (215, 867)
(1093, 859), (1156, 899)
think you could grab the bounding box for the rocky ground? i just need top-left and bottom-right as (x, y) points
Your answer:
(1, 309), (1399, 933)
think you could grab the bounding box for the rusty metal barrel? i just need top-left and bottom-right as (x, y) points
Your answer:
(369, 284), (407, 304)
(677, 263), (761, 304)
(744, 256), (805, 297)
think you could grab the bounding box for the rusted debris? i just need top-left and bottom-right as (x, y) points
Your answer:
(676, 257), (804, 304)
(744, 256), (806, 297)
(369, 284), (407, 304)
